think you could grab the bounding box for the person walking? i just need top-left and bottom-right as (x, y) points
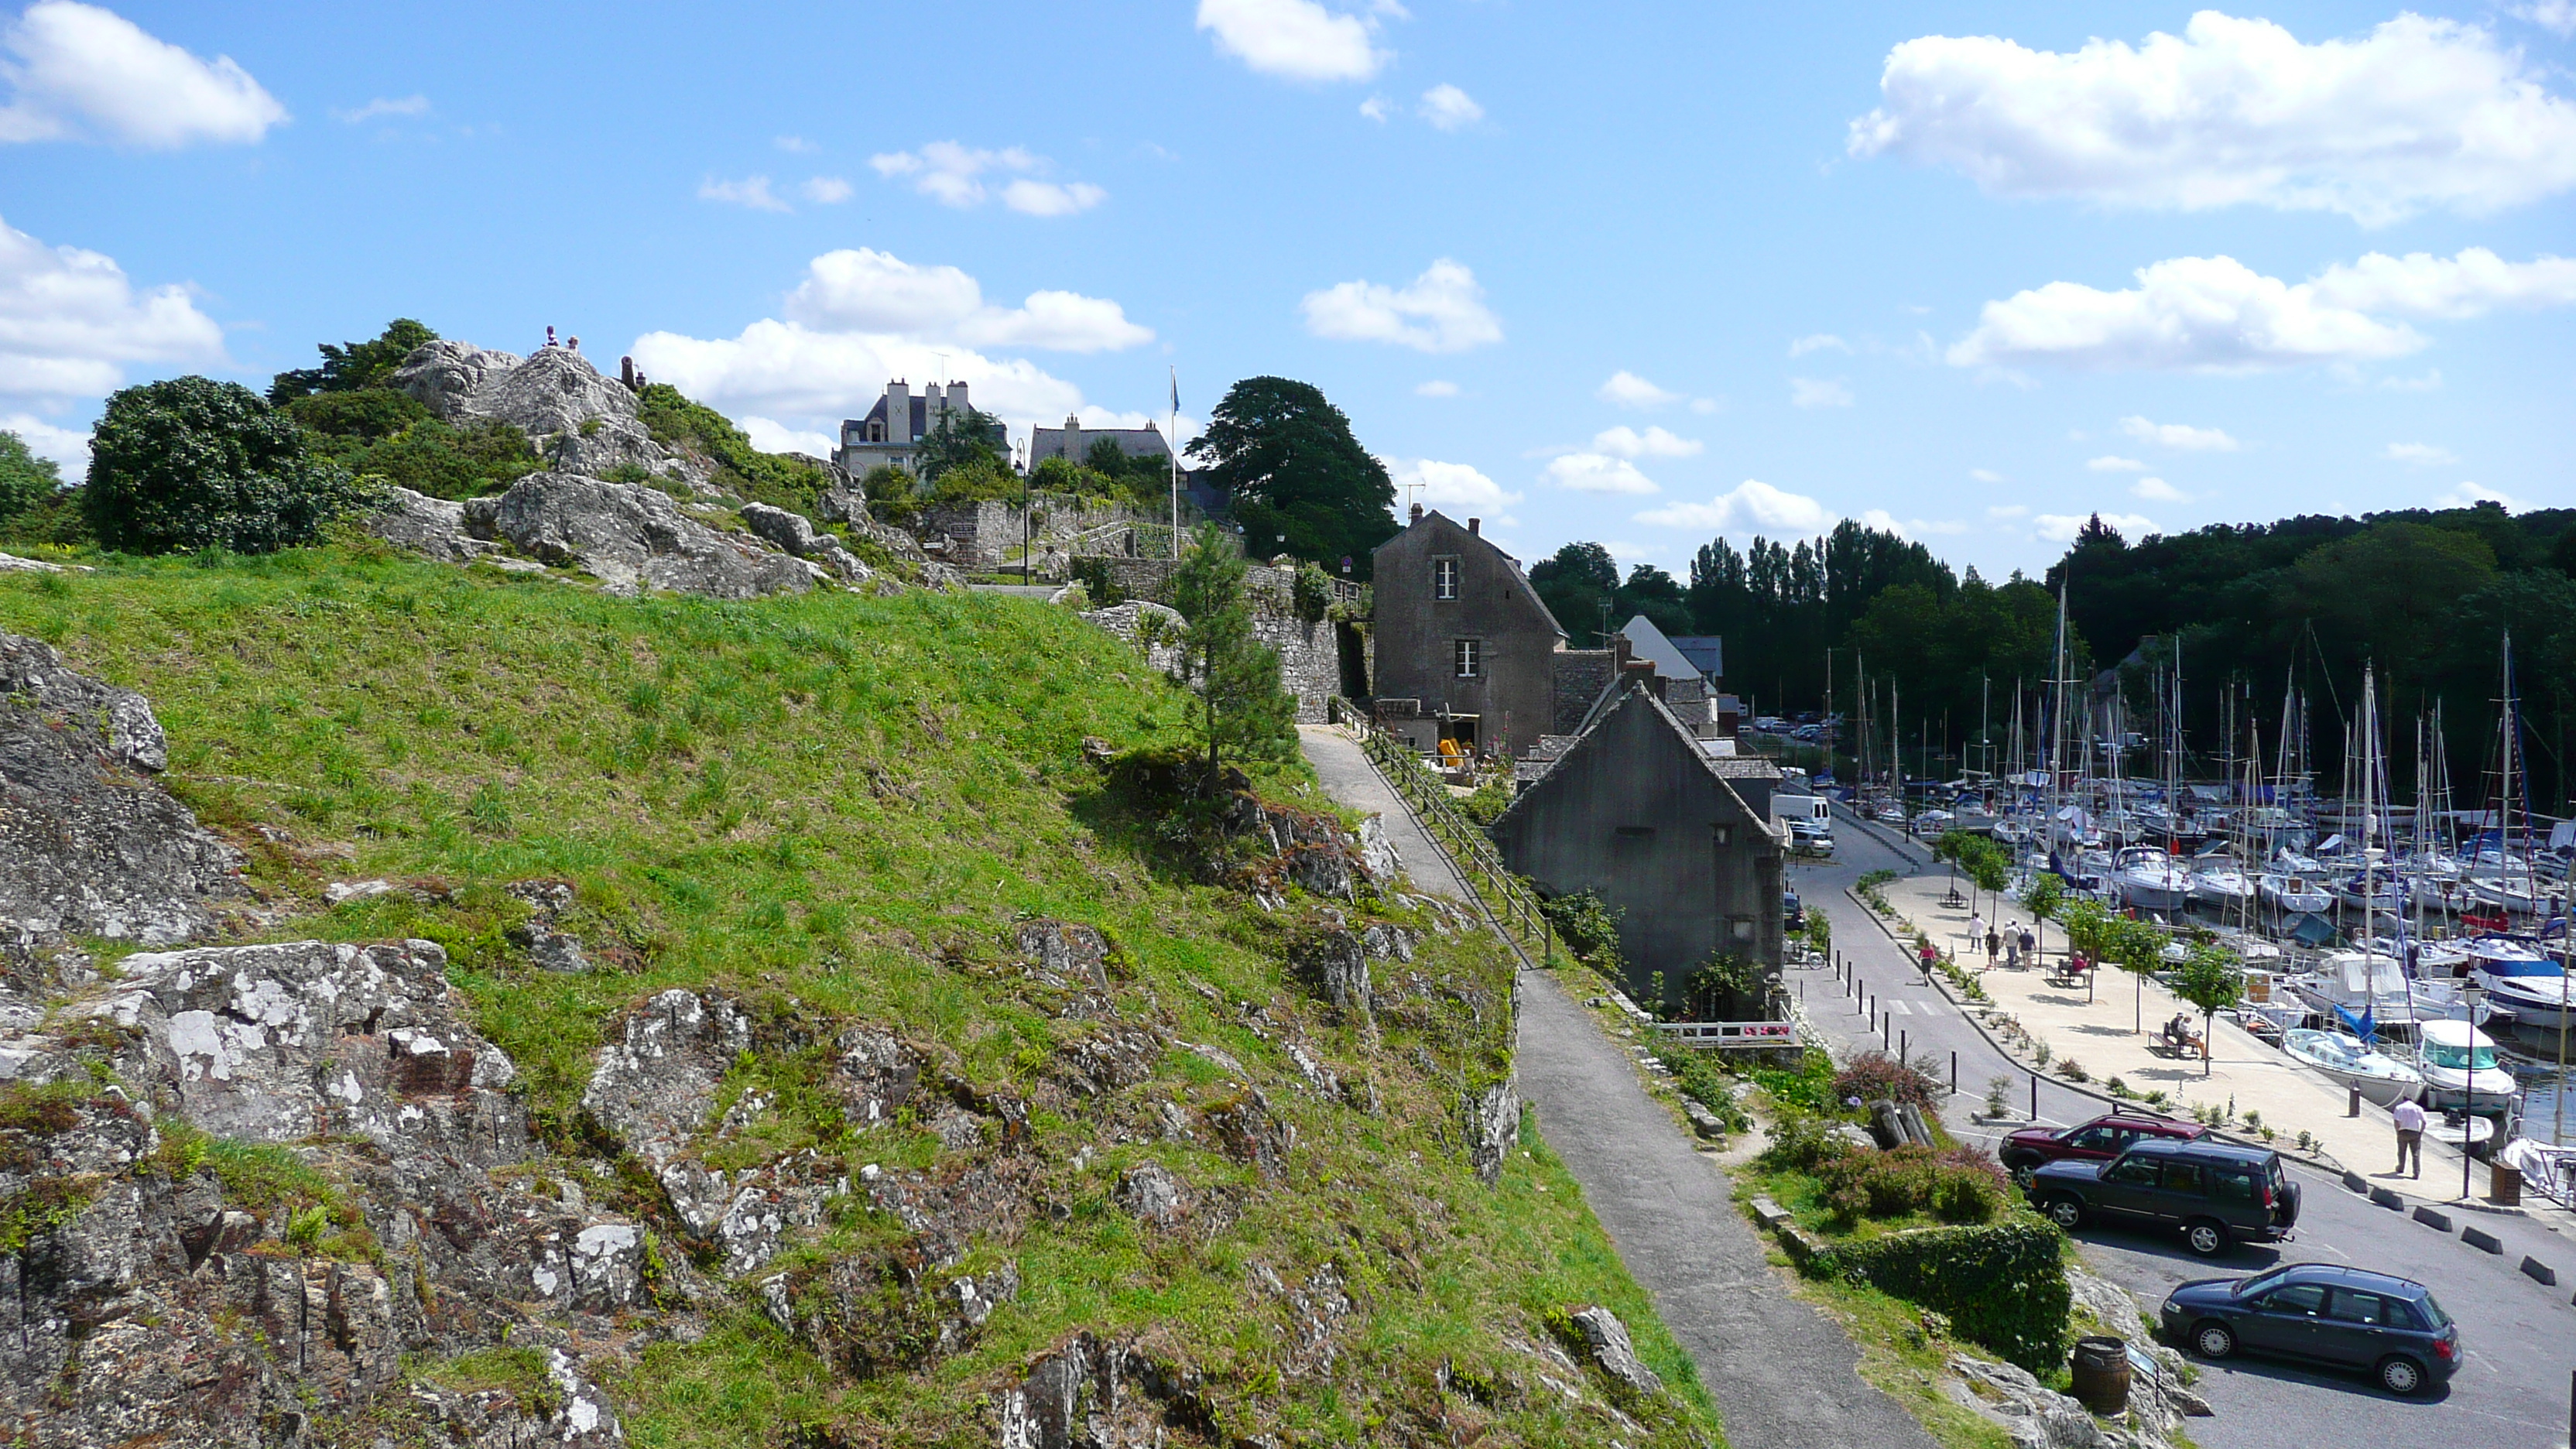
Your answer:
(1918, 939), (1939, 976)
(1985, 925), (2002, 968)
(2391, 1097), (2427, 1178)
(2003, 922), (2022, 971)
(2018, 924), (2037, 970)
(1968, 911), (1985, 964)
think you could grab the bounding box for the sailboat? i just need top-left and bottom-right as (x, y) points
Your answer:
(2282, 1027), (2424, 1106)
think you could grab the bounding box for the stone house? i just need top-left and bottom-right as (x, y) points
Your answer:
(1368, 508), (1568, 761)
(837, 379), (1005, 476)
(1489, 683), (1786, 1016)
(1612, 614), (1737, 738)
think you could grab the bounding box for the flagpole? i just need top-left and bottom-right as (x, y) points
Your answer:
(1169, 366), (1180, 561)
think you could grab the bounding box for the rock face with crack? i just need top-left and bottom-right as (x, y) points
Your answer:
(1568, 1306), (1663, 1396)
(0, 631), (244, 947)
(486, 472), (817, 598)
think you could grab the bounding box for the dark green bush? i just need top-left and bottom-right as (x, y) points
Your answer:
(0, 430), (63, 524)
(1755, 1110), (1845, 1172)
(84, 376), (377, 554)
(1746, 1047), (1837, 1112)
(1811, 1216), (2070, 1372)
(635, 382), (832, 512)
(1540, 889), (1625, 971)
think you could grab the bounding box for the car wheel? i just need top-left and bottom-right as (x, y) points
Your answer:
(2043, 1194), (2084, 1230)
(2182, 1218), (2229, 1258)
(2002, 1151), (2038, 1173)
(2191, 1322), (2236, 1360)
(2376, 1355), (2427, 1396)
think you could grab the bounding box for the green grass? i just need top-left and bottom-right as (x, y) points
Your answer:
(2, 546), (1721, 1447)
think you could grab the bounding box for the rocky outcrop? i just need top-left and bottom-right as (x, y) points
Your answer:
(396, 341), (687, 486)
(1567, 1306), (1663, 1396)
(1462, 1081), (1520, 1186)
(487, 472), (817, 598)
(0, 631), (244, 948)
(1081, 601), (1187, 678)
(739, 501), (879, 587)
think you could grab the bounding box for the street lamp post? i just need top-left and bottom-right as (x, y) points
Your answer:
(2461, 981), (2482, 1203)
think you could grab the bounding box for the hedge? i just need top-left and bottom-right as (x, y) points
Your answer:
(1807, 1214), (2070, 1372)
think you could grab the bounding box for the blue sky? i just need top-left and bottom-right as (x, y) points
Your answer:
(4, 0), (2571, 577)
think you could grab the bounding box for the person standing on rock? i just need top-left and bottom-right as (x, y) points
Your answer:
(2392, 1097), (2427, 1178)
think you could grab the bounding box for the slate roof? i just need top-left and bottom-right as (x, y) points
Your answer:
(1497, 681), (1780, 842)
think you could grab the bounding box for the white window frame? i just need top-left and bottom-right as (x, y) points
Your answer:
(1434, 557), (1460, 600)
(1453, 638), (1482, 678)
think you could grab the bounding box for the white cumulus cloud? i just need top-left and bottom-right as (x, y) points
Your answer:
(0, 213), (225, 402)
(2131, 477), (2191, 502)
(0, 1), (286, 147)
(1634, 479), (1835, 533)
(1950, 249), (2576, 373)
(1970, 468), (2005, 482)
(737, 416), (836, 458)
(1789, 333), (1851, 357)
(1300, 258), (1499, 352)
(1544, 453), (1659, 495)
(2519, 2), (2576, 37)
(801, 176), (853, 204)
(2086, 455), (2149, 471)
(1598, 370), (1679, 409)
(1590, 425), (1701, 460)
(1849, 12), (2576, 225)
(785, 248), (1152, 353)
(2385, 442), (2458, 466)
(1386, 457), (1519, 523)
(1420, 83), (1482, 129)
(2120, 416), (2239, 452)
(868, 142), (1105, 215)
(774, 135), (817, 153)
(2033, 511), (2159, 543)
(1790, 377), (1853, 409)
(331, 94), (426, 125)
(631, 250), (1155, 438)
(2437, 481), (2524, 509)
(1197, 0), (1387, 83)
(1415, 379), (1458, 397)
(700, 175), (790, 212)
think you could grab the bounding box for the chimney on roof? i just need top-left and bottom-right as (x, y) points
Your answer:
(1467, 518), (1481, 536)
(1409, 502), (1424, 524)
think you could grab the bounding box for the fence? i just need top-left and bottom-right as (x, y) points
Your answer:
(1349, 709), (1557, 961)
(1649, 1019), (1800, 1050)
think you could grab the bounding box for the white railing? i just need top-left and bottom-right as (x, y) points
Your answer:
(1649, 1019), (1799, 1049)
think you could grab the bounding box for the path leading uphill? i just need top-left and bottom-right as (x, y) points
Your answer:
(1297, 724), (1938, 1449)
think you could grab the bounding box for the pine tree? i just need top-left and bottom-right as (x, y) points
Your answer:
(1170, 524), (1298, 770)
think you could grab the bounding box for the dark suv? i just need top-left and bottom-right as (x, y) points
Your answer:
(2000, 1112), (2207, 1174)
(2026, 1139), (2300, 1257)
(2160, 1263), (2460, 1396)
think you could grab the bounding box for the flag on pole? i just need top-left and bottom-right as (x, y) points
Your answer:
(1170, 368), (1180, 416)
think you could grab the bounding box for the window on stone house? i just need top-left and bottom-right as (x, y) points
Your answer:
(1434, 557), (1459, 599)
(1713, 824), (1734, 847)
(1729, 916), (1756, 943)
(1453, 638), (1482, 678)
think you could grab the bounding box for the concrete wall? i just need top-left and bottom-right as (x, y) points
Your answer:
(1370, 511), (1565, 761)
(1490, 689), (1785, 1012)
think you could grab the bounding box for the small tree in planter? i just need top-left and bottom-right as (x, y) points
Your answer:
(2170, 943), (2245, 1076)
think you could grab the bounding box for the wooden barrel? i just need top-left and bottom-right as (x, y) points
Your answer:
(2068, 1335), (2131, 1416)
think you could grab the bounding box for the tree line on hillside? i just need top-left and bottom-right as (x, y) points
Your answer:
(1530, 520), (2077, 747)
(2051, 508), (2576, 814)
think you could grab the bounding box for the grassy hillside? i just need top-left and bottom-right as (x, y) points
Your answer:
(2, 546), (1720, 1448)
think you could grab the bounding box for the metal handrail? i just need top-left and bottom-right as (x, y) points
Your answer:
(1347, 712), (1557, 958)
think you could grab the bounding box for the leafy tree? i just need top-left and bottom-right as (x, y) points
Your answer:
(1170, 522), (1297, 770)
(0, 430), (61, 524)
(2017, 872), (2065, 965)
(925, 457), (1020, 504)
(84, 376), (375, 554)
(282, 387), (431, 442)
(1530, 542), (1619, 642)
(267, 318), (439, 402)
(1619, 564), (1692, 639)
(860, 463), (917, 524)
(1190, 377), (1396, 577)
(909, 405), (1008, 484)
(2170, 944), (2244, 1075)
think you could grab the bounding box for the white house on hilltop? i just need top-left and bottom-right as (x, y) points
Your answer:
(837, 379), (1004, 475)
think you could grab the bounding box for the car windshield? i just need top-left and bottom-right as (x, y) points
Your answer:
(2233, 1267), (2294, 1298)
(2424, 1043), (2499, 1070)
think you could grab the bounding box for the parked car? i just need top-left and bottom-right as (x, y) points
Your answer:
(2026, 1138), (2300, 1257)
(1783, 888), (1804, 933)
(2160, 1263), (2459, 1396)
(1999, 1112), (2207, 1174)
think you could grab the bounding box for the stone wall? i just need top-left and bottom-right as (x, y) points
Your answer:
(1255, 614), (1339, 724)
(920, 496), (1203, 574)
(1549, 648), (1618, 734)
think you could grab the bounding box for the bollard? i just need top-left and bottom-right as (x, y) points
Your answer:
(1901, 1028), (1908, 1062)
(2348, 1084), (2361, 1118)
(2031, 1074), (2039, 1122)
(1951, 1051), (1958, 1094)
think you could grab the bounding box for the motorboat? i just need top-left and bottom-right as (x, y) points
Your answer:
(2112, 847), (2194, 913)
(2258, 872), (2333, 915)
(2190, 863), (2256, 911)
(2282, 1028), (2424, 1106)
(2433, 1112), (2497, 1156)
(2283, 951), (2465, 1036)
(2332, 872), (2407, 913)
(2369, 936), (2469, 978)
(2410, 1019), (2518, 1114)
(2466, 874), (2561, 916)
(2466, 938), (2574, 1030)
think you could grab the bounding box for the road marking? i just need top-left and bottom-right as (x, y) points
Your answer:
(1884, 999), (1911, 1016)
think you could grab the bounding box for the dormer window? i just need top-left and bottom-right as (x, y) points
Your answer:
(1434, 557), (1459, 600)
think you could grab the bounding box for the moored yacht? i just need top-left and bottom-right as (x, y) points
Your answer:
(2283, 950), (2465, 1036)
(2112, 846), (2194, 913)
(2467, 937), (2575, 1029)
(2281, 1028), (2424, 1107)
(2410, 1019), (2518, 1114)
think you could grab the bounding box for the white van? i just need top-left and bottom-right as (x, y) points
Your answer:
(1773, 790), (1834, 855)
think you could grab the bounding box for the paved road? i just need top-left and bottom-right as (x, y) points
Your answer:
(1793, 828), (2576, 1449)
(1298, 728), (1935, 1449)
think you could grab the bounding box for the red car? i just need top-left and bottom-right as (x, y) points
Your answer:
(2001, 1112), (2208, 1174)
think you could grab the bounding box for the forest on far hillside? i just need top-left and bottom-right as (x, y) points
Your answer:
(1536, 505), (2576, 814)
